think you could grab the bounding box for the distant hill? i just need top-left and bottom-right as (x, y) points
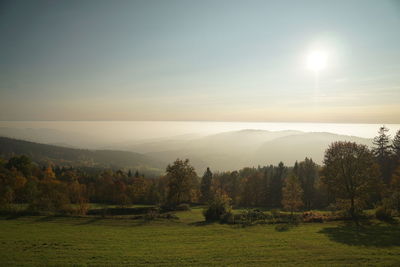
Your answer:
(0, 137), (166, 176)
(0, 129), (375, 173)
(0, 127), (101, 149)
(251, 132), (373, 166)
(139, 130), (373, 171)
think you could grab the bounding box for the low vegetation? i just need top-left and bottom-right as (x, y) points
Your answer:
(0, 207), (399, 266)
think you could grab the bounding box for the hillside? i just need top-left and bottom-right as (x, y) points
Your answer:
(0, 129), (375, 173)
(141, 130), (373, 171)
(0, 137), (165, 175)
(251, 132), (373, 166)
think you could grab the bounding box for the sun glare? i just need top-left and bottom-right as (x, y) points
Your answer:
(306, 50), (328, 72)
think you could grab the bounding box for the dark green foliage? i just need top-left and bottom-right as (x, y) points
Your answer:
(5, 155), (32, 176)
(375, 206), (393, 222)
(393, 130), (400, 160)
(203, 192), (231, 222)
(372, 126), (394, 184)
(234, 209), (270, 226)
(269, 162), (286, 208)
(200, 167), (213, 203)
(294, 158), (319, 209)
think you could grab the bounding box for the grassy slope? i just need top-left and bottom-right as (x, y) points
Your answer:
(0, 208), (399, 266)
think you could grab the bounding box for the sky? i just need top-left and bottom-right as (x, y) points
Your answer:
(0, 0), (399, 123)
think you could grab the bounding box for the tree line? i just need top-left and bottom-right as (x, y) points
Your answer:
(1, 126), (399, 220)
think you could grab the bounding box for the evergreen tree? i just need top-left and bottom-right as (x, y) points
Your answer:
(372, 126), (393, 184)
(269, 162), (286, 208)
(297, 158), (318, 209)
(200, 167), (213, 203)
(392, 129), (400, 161)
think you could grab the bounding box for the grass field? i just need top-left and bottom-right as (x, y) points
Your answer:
(1, 207), (399, 266)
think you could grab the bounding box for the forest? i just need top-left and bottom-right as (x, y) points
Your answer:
(1, 126), (399, 224)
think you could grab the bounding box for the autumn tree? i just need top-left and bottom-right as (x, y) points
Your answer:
(0, 167), (27, 207)
(165, 159), (197, 208)
(200, 167), (213, 203)
(322, 141), (380, 222)
(241, 171), (265, 207)
(282, 173), (303, 216)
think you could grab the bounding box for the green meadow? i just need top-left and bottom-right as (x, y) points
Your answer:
(1, 207), (399, 266)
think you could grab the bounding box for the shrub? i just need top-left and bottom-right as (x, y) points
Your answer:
(236, 209), (270, 226)
(203, 192), (231, 222)
(220, 211), (234, 224)
(302, 211), (325, 223)
(375, 206), (393, 222)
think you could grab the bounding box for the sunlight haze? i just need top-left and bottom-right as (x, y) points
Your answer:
(1, 0), (399, 123)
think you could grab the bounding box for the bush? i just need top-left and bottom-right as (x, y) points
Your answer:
(143, 210), (179, 221)
(203, 192), (231, 222)
(220, 211), (234, 224)
(375, 206), (393, 222)
(235, 209), (270, 226)
(302, 211), (324, 223)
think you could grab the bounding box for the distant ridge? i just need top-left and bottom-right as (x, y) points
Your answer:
(0, 137), (165, 175)
(0, 128), (375, 172)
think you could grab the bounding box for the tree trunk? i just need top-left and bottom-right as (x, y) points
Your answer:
(350, 197), (359, 226)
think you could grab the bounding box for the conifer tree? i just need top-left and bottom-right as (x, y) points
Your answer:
(200, 167), (213, 203)
(372, 126), (393, 184)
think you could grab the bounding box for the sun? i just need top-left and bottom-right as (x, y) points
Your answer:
(306, 50), (328, 72)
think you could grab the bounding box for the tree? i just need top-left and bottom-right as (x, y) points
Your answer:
(241, 172), (264, 207)
(388, 166), (400, 213)
(165, 159), (197, 207)
(322, 141), (380, 223)
(5, 155), (33, 177)
(200, 167), (213, 203)
(295, 158), (319, 209)
(372, 126), (393, 184)
(392, 129), (400, 161)
(203, 189), (232, 222)
(282, 173), (303, 216)
(269, 162), (286, 208)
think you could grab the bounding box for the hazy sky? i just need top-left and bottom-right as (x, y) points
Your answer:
(1, 0), (399, 123)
